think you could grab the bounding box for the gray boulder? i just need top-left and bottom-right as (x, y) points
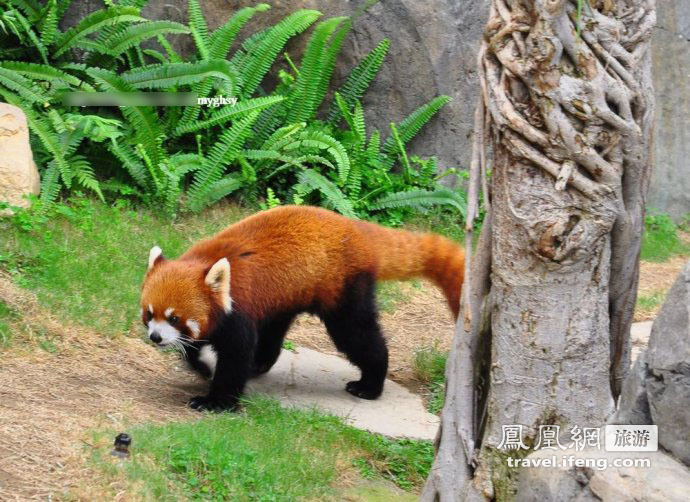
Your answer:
(516, 447), (690, 502)
(613, 350), (653, 426)
(0, 103), (40, 211)
(646, 261), (690, 466)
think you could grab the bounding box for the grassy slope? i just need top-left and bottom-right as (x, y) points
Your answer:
(0, 199), (436, 498)
(91, 397), (431, 500)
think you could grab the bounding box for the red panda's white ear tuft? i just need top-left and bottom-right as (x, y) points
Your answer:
(205, 258), (232, 311)
(148, 246), (164, 270)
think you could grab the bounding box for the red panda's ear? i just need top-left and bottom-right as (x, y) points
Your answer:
(148, 246), (164, 270)
(205, 258), (232, 311)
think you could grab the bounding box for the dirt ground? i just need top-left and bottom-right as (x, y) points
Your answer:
(0, 256), (686, 500)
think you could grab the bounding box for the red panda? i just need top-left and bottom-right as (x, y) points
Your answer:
(140, 205), (464, 411)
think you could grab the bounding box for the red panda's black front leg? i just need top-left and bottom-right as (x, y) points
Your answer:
(189, 313), (256, 412)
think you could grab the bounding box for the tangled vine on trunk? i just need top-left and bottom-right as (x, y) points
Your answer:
(422, 0), (656, 499)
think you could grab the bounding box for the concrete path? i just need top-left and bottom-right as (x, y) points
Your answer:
(247, 347), (439, 441)
(631, 321), (653, 362)
(245, 323), (654, 441)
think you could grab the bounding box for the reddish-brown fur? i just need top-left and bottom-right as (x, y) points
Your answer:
(141, 206), (464, 334)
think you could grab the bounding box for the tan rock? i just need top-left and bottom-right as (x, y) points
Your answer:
(0, 103), (40, 210)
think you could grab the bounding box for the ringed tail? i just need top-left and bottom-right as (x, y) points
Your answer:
(357, 221), (465, 319)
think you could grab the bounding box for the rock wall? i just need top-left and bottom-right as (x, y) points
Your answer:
(61, 1), (689, 217)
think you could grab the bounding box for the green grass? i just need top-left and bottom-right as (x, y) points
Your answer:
(0, 198), (251, 337)
(641, 211), (690, 262)
(376, 280), (420, 314)
(0, 300), (17, 348)
(90, 397), (433, 500)
(412, 345), (447, 415)
(635, 290), (666, 314)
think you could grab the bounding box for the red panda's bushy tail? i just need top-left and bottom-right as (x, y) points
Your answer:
(358, 222), (465, 319)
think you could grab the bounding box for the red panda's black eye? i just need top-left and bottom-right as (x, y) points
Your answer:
(169, 315), (180, 325)
(145, 310), (153, 322)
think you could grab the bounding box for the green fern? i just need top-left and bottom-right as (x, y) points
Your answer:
(196, 175), (244, 210)
(297, 169), (356, 217)
(70, 154), (104, 201)
(283, 130), (350, 184)
(108, 138), (150, 190)
(239, 9), (321, 98)
(39, 0), (58, 47)
(173, 96), (284, 136)
(187, 0), (210, 60)
(0, 66), (52, 104)
(382, 95), (451, 164)
(209, 3), (270, 60)
(87, 68), (164, 167)
(120, 60), (238, 90)
(284, 16), (349, 124)
(186, 110), (262, 212)
(0, 61), (83, 87)
(39, 162), (61, 204)
(371, 188), (467, 217)
(98, 20), (190, 57)
(326, 39), (389, 124)
(53, 6), (145, 57)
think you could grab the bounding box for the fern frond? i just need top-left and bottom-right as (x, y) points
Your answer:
(102, 20), (189, 56)
(297, 169), (355, 217)
(156, 34), (183, 63)
(0, 61), (83, 87)
(284, 16), (348, 124)
(108, 138), (150, 189)
(39, 0), (58, 47)
(186, 110), (261, 211)
(39, 162), (61, 204)
(142, 48), (168, 64)
(187, 0), (209, 60)
(120, 60), (238, 91)
(0, 67), (51, 104)
(192, 174), (244, 211)
(56, 0), (72, 18)
(239, 9), (321, 98)
(70, 154), (104, 201)
(326, 38), (389, 124)
(169, 153), (202, 177)
(371, 187), (467, 217)
(260, 123), (305, 151)
(7, 0), (42, 20)
(5, 9), (49, 63)
(209, 3), (270, 60)
(176, 78), (214, 129)
(53, 6), (145, 57)
(346, 162), (361, 198)
(284, 130), (350, 184)
(382, 95), (451, 157)
(88, 68), (164, 166)
(173, 95), (284, 136)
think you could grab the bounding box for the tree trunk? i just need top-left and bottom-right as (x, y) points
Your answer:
(422, 0), (656, 499)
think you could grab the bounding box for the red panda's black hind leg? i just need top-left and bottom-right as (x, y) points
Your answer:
(322, 273), (388, 400)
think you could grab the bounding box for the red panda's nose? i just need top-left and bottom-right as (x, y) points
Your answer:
(150, 332), (162, 344)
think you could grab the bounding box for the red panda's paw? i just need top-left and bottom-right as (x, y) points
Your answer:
(345, 380), (383, 400)
(188, 395), (240, 412)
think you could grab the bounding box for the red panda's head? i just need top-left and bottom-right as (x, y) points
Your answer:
(140, 246), (232, 348)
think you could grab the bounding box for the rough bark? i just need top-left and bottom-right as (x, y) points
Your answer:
(423, 0), (656, 499)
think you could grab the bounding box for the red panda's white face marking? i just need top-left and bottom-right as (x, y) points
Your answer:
(140, 247), (233, 347)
